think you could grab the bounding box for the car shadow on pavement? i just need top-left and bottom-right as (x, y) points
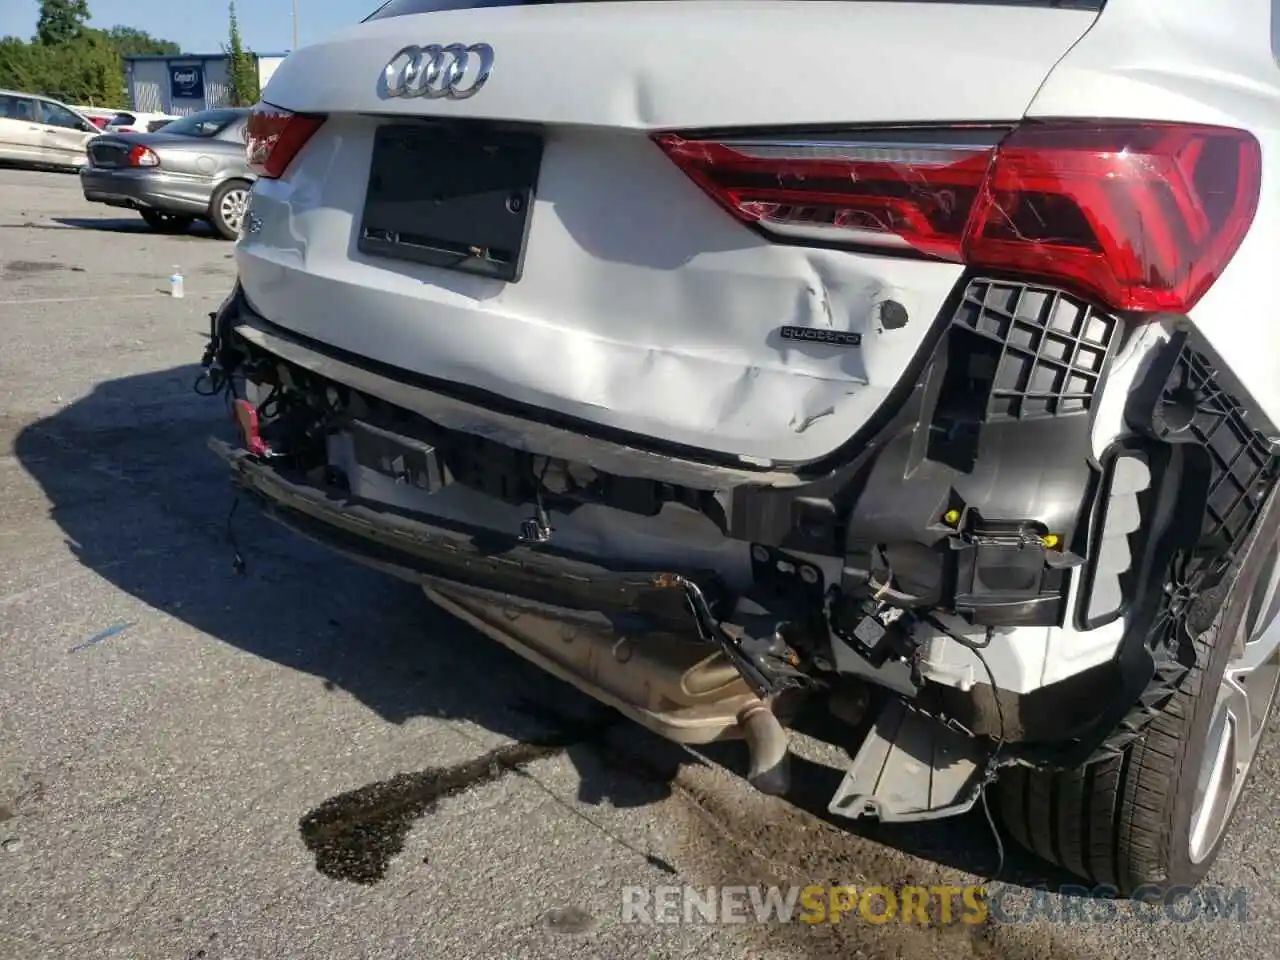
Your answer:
(0, 161), (80, 176)
(13, 364), (1075, 893)
(51, 216), (217, 238)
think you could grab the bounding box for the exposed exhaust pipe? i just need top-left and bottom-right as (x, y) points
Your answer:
(738, 700), (791, 796)
(422, 583), (796, 790)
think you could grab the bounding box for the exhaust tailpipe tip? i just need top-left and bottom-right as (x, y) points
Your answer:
(738, 700), (791, 797)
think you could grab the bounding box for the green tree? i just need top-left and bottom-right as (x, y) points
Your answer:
(0, 2), (137, 107)
(0, 32), (126, 108)
(35, 0), (90, 46)
(37, 31), (124, 105)
(105, 25), (181, 57)
(0, 37), (44, 91)
(225, 2), (260, 106)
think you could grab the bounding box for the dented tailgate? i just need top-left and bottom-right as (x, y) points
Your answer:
(237, 1), (1101, 467)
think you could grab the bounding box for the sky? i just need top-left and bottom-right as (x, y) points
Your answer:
(0, 1), (376, 55)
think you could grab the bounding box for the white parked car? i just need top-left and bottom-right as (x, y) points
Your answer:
(0, 89), (98, 169)
(104, 111), (178, 134)
(73, 106), (120, 129)
(200, 0), (1280, 896)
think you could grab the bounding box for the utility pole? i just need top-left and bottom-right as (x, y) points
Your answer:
(292, 0), (299, 50)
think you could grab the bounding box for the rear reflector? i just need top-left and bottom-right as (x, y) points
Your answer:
(655, 121), (1261, 313)
(232, 399), (269, 457)
(246, 103), (326, 179)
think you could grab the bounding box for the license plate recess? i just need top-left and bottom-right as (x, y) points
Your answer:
(358, 122), (543, 283)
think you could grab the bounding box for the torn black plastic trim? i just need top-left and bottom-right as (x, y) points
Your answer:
(1013, 323), (1280, 769)
(837, 278), (1120, 628)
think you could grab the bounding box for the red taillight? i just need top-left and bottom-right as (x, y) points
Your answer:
(655, 120), (1261, 313)
(655, 129), (1000, 262)
(127, 145), (159, 167)
(246, 103), (325, 179)
(965, 122), (1262, 313)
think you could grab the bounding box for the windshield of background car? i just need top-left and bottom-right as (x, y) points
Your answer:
(162, 110), (241, 138)
(365, 0), (1104, 16)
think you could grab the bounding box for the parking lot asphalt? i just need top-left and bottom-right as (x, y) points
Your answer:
(0, 165), (1277, 960)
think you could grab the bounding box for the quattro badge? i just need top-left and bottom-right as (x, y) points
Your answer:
(778, 326), (862, 347)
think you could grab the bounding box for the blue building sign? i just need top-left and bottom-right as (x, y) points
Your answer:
(170, 64), (205, 101)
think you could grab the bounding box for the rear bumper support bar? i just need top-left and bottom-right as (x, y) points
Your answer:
(210, 436), (716, 626)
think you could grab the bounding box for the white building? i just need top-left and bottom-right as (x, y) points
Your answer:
(123, 53), (289, 115)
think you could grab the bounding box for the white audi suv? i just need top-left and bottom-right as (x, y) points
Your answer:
(200, 0), (1280, 895)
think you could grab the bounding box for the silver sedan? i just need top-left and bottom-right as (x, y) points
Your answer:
(80, 108), (255, 240)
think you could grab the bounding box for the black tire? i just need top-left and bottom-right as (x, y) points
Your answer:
(140, 209), (193, 234)
(998, 501), (1280, 895)
(208, 179), (251, 241)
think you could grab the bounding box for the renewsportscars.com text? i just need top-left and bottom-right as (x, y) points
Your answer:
(621, 884), (1251, 925)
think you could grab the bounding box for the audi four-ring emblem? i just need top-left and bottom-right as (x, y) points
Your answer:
(382, 43), (494, 100)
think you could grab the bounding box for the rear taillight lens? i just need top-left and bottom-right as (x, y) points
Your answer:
(655, 120), (1261, 313)
(127, 145), (159, 167)
(656, 129), (1000, 262)
(965, 122), (1261, 313)
(246, 103), (326, 179)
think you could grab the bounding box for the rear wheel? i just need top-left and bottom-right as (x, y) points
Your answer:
(140, 209), (193, 234)
(209, 180), (251, 240)
(999, 508), (1280, 894)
